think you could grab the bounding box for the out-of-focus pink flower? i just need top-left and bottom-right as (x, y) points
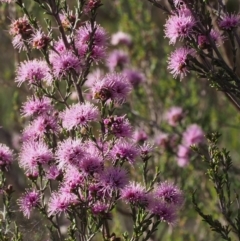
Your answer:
(177, 144), (191, 167)
(111, 31), (132, 46)
(219, 13), (240, 30)
(182, 124), (205, 146)
(106, 50), (129, 71)
(0, 144), (14, 170)
(164, 106), (184, 126)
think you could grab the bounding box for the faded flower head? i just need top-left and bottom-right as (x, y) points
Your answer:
(30, 30), (50, 49)
(9, 15), (32, 51)
(60, 11), (76, 29)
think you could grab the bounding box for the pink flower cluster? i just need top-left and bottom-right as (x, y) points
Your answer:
(164, 1), (236, 80)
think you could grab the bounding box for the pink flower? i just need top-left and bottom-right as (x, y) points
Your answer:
(164, 106), (184, 126)
(16, 60), (53, 86)
(80, 155), (103, 175)
(18, 190), (40, 218)
(48, 191), (78, 216)
(167, 47), (195, 80)
(22, 115), (59, 141)
(92, 73), (132, 104)
(219, 13), (240, 30)
(75, 21), (107, 47)
(19, 140), (53, 173)
(56, 138), (84, 169)
(0, 144), (14, 170)
(210, 29), (225, 47)
(78, 44), (106, 63)
(50, 50), (81, 78)
(121, 182), (149, 207)
(91, 202), (109, 215)
(173, 0), (186, 8)
(110, 139), (140, 164)
(139, 142), (154, 157)
(21, 96), (53, 117)
(182, 124), (204, 146)
(104, 115), (132, 138)
(45, 165), (62, 180)
(0, 0), (14, 3)
(154, 182), (184, 207)
(61, 102), (99, 130)
(98, 167), (128, 195)
(75, 22), (107, 63)
(164, 10), (196, 44)
(85, 68), (104, 87)
(148, 201), (177, 225)
(63, 166), (85, 190)
(53, 38), (68, 53)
